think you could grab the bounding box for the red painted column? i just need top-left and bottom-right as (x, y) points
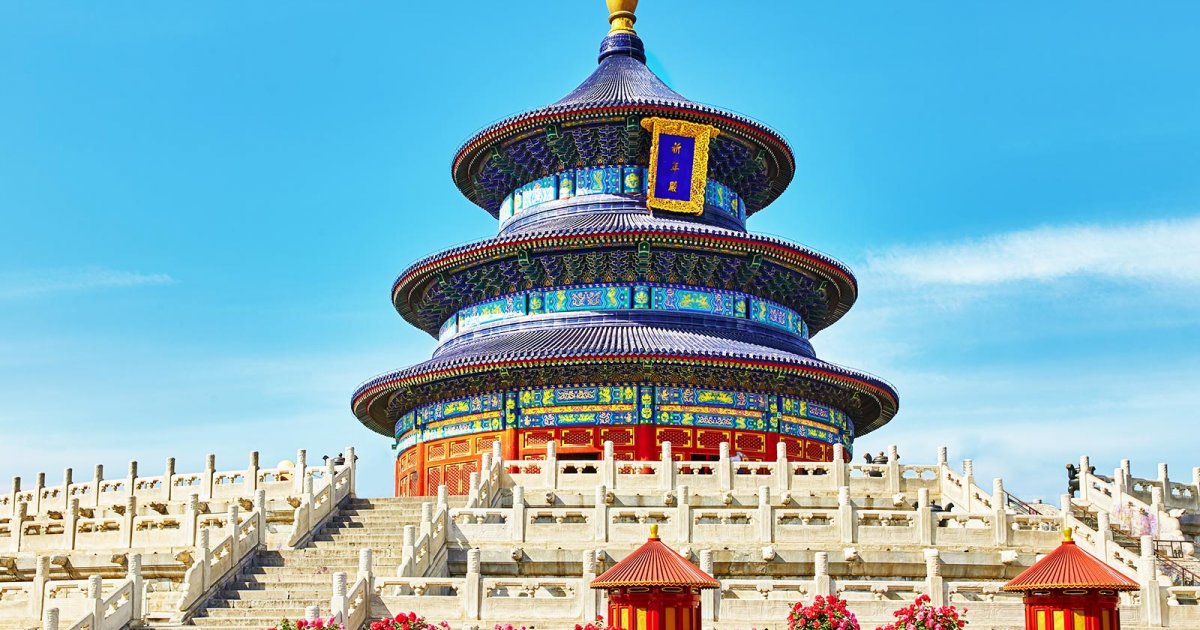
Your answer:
(634, 423), (656, 461)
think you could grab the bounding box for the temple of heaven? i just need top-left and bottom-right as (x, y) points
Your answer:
(351, 0), (899, 496)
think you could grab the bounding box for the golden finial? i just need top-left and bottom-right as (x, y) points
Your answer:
(649, 523), (659, 540)
(606, 0), (638, 34)
(1063, 527), (1073, 542)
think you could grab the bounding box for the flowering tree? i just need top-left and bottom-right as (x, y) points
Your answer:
(877, 594), (967, 630)
(270, 617), (344, 630)
(788, 595), (860, 630)
(369, 614), (451, 630)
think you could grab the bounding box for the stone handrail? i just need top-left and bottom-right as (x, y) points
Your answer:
(399, 498), (450, 577)
(42, 575), (136, 630)
(172, 507), (262, 622)
(331, 550), (372, 630)
(286, 452), (355, 549)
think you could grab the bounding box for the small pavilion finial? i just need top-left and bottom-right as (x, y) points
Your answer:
(649, 523), (659, 540)
(606, 0), (638, 34)
(1063, 527), (1073, 543)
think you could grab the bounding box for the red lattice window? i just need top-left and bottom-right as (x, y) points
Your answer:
(448, 440), (471, 459)
(782, 438), (804, 458)
(698, 430), (730, 450)
(561, 428), (594, 446)
(735, 432), (765, 453)
(805, 441), (825, 462)
(656, 428), (691, 448)
(599, 428), (634, 445)
(427, 443), (446, 461)
(523, 430), (553, 448)
(426, 466), (442, 493)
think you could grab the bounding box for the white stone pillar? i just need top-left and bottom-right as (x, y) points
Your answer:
(31, 556), (49, 618)
(419, 502), (433, 538)
(838, 487), (855, 544)
(186, 493), (200, 546)
(813, 551), (832, 596)
(304, 605), (320, 622)
(937, 446), (948, 468)
(602, 441), (615, 488)
(887, 444), (901, 494)
(32, 472), (44, 514)
(1060, 494), (1073, 532)
(492, 440), (503, 465)
(127, 552), (143, 623)
(467, 472), (481, 507)
(775, 442), (790, 493)
(718, 442), (732, 491)
(917, 488), (933, 546)
(295, 449), (308, 493)
(511, 486), (526, 543)
(344, 446), (358, 496)
(8, 476), (19, 518)
(758, 486), (773, 543)
(124, 495), (137, 548)
(677, 484), (691, 545)
(544, 440), (558, 490)
(401, 525), (417, 572)
(832, 443), (848, 489)
(1096, 511), (1112, 561)
(126, 460), (138, 503)
(203, 454), (216, 500)
(436, 484), (448, 512)
(87, 574), (104, 628)
(42, 607), (58, 630)
(254, 489), (267, 539)
(197, 529), (212, 587)
(92, 465), (104, 508)
(925, 552), (945, 606)
(1079, 455), (1092, 502)
(1140, 535), (1164, 626)
(594, 485), (608, 543)
(659, 441), (675, 491)
(330, 571), (348, 623)
(700, 549), (716, 622)
(65, 499), (78, 550)
(1192, 467), (1200, 512)
(164, 457), (176, 501)
(992, 478), (1009, 546)
(582, 549), (598, 622)
(465, 548), (482, 620)
(247, 451), (260, 494)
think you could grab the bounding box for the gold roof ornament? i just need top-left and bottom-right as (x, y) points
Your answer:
(606, 0), (638, 34)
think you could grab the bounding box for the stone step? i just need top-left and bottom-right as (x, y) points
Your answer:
(191, 616), (312, 627)
(206, 597), (332, 609)
(230, 580), (333, 592)
(242, 570), (359, 582)
(210, 588), (331, 601)
(201, 607), (317, 618)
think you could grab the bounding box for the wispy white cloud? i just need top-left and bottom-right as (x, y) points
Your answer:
(0, 268), (174, 299)
(865, 215), (1200, 286)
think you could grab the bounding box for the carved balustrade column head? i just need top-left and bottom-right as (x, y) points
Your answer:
(758, 486), (770, 508)
(333, 571), (347, 598)
(838, 487), (850, 507)
(248, 451), (259, 469)
(68, 498), (79, 518)
(467, 548), (481, 574)
(492, 440), (503, 462)
(93, 465), (104, 484)
(35, 472), (45, 490)
(296, 449), (307, 470)
(661, 440), (672, 462)
(719, 442), (730, 461)
(814, 551), (829, 576)
(699, 549), (714, 575)
(546, 440), (557, 460)
(420, 502), (433, 524)
(36, 555), (50, 580)
(512, 486), (525, 507)
(43, 607), (59, 630)
(228, 504), (240, 530)
(10, 476), (18, 494)
(679, 484), (690, 506)
(962, 459), (974, 479)
(1120, 459), (1131, 477)
(87, 574), (103, 599)
(937, 447), (948, 468)
(993, 478), (1005, 505)
(925, 552), (942, 577)
(128, 460), (138, 479)
(205, 454), (216, 472)
(582, 548), (597, 575)
(1150, 486), (1163, 508)
(402, 525), (416, 548)
(187, 493), (200, 515)
(198, 528), (210, 552)
(305, 606), (320, 621)
(436, 484), (448, 509)
(917, 488), (930, 509)
(303, 473), (314, 497)
(358, 548), (373, 576)
(603, 441), (614, 460)
(1158, 463), (1169, 483)
(127, 553), (142, 579)
(775, 441), (787, 462)
(888, 444), (899, 463)
(254, 489), (266, 513)
(165, 457), (175, 478)
(63, 468), (73, 486)
(126, 495), (137, 517)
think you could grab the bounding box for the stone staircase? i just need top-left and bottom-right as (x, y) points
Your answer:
(183, 497), (442, 630)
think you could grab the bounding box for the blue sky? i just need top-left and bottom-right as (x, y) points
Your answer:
(1, 1), (1197, 501)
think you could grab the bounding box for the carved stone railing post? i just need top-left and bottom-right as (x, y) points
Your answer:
(511, 486), (526, 543)
(10, 499), (24, 552)
(813, 551), (832, 596)
(202, 454), (215, 500)
(164, 457), (175, 501)
(602, 441), (615, 488)
(659, 441), (674, 491)
(227, 504), (240, 549)
(87, 574), (104, 628)
(1192, 467), (1200, 512)
(254, 489), (267, 538)
(757, 486), (772, 543)
(305, 606), (320, 622)
(465, 548), (482, 620)
(198, 529), (212, 587)
(186, 493), (200, 546)
(700, 549), (716, 622)
(92, 465), (104, 508)
(916, 488), (933, 546)
(295, 449), (308, 493)
(65, 499), (78, 550)
(247, 451), (260, 494)
(926, 551), (945, 606)
(718, 442), (732, 491)
(1158, 462), (1170, 497)
(8, 476), (19, 518)
(124, 495), (137, 548)
(887, 445), (901, 494)
(358, 547), (373, 593)
(831, 444), (848, 489)
(42, 607), (58, 630)
(838, 487), (855, 544)
(401, 525), (416, 571)
(677, 484), (691, 544)
(992, 478), (1009, 546)
(466, 472), (480, 507)
(1060, 494), (1072, 532)
(582, 549), (598, 622)
(344, 446), (357, 496)
(33, 472), (44, 514)
(544, 440), (558, 489)
(31, 555), (49, 618)
(774, 442), (790, 493)
(127, 552), (144, 623)
(961, 459), (975, 512)
(126, 460), (138, 503)
(1096, 511), (1112, 561)
(436, 485), (448, 512)
(1079, 455), (1092, 502)
(419, 502), (433, 539)
(330, 571), (348, 623)
(594, 485), (608, 543)
(936, 446), (948, 469)
(1140, 535), (1164, 626)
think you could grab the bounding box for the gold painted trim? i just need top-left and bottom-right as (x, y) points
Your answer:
(641, 117), (720, 216)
